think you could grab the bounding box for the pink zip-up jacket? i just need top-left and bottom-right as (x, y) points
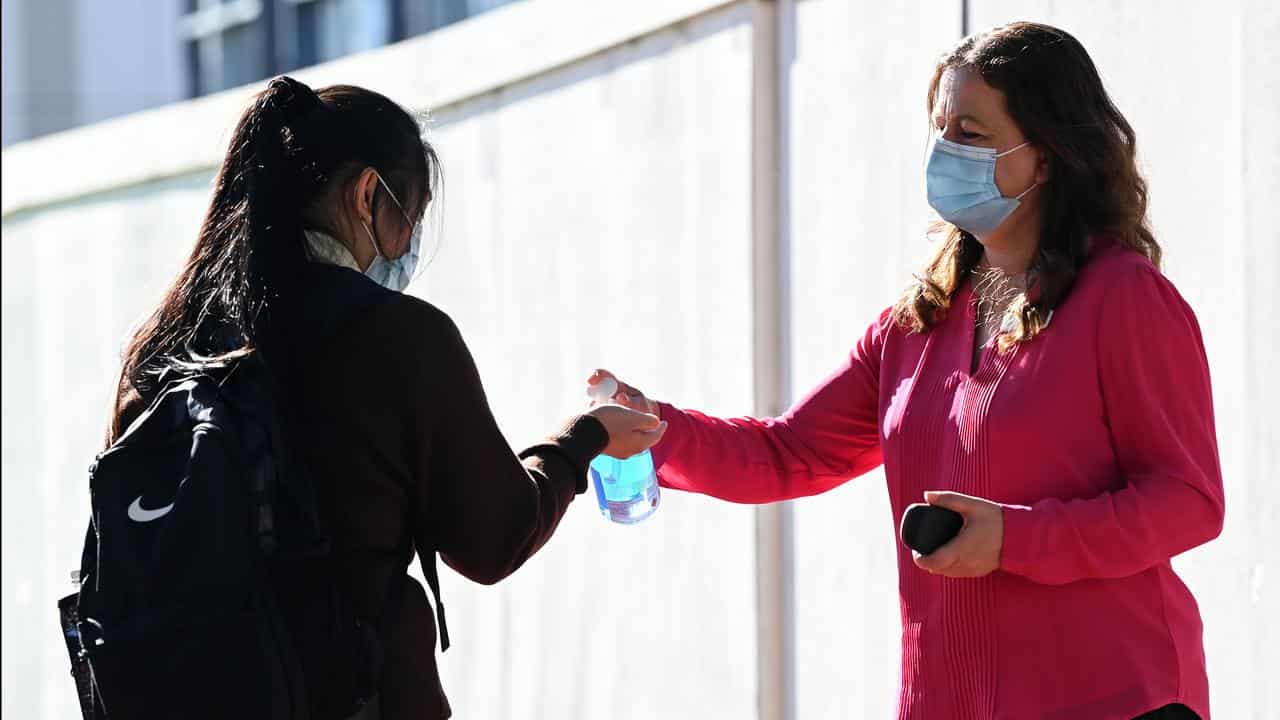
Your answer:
(653, 239), (1224, 720)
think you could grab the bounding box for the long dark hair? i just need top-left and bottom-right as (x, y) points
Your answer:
(108, 76), (440, 444)
(892, 22), (1161, 349)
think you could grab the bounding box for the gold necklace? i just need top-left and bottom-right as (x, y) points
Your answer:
(972, 263), (1026, 337)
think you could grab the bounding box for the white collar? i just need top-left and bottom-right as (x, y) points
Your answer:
(302, 230), (362, 273)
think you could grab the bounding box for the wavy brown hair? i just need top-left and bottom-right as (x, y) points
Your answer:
(892, 22), (1161, 349)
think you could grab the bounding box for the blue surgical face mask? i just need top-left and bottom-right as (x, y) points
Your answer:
(925, 135), (1037, 236)
(362, 172), (423, 293)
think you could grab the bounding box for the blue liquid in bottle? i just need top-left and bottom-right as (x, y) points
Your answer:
(587, 378), (661, 524)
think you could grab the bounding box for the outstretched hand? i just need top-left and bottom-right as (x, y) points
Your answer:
(587, 369), (659, 416)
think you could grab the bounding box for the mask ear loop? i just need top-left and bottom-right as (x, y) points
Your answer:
(997, 140), (1039, 200)
(994, 140), (1032, 158)
(358, 172), (398, 268)
(374, 170), (435, 288)
(406, 221), (429, 278)
(1014, 182), (1039, 200)
(375, 174), (413, 225)
(361, 221), (386, 261)
(371, 171), (434, 290)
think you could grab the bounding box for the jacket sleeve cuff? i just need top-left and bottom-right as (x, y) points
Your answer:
(518, 414), (608, 494)
(651, 402), (689, 475)
(999, 503), (1038, 576)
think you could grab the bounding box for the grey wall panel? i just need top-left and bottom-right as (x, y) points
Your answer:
(416, 6), (761, 718)
(785, 1), (961, 717)
(1, 172), (215, 719)
(1239, 1), (1280, 716)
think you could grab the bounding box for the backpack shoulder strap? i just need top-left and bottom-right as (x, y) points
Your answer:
(421, 551), (450, 651)
(377, 482), (450, 652)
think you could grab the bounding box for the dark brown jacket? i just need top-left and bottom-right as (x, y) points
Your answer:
(118, 266), (605, 719)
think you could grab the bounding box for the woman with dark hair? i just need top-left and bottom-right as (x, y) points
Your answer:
(106, 76), (665, 719)
(594, 22), (1221, 720)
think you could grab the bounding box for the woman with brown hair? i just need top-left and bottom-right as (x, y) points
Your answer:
(595, 22), (1221, 720)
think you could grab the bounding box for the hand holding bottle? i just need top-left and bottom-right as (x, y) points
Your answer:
(585, 402), (667, 459)
(584, 371), (664, 524)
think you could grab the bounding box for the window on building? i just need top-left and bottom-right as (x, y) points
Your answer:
(181, 0), (520, 98)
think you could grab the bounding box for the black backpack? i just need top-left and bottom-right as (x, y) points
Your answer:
(59, 266), (446, 720)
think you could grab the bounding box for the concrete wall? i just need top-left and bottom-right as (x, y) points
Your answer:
(419, 7), (760, 718)
(1, 173), (214, 718)
(2, 1), (1277, 718)
(784, 4), (957, 717)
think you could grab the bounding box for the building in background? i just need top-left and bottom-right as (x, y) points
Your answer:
(1, 0), (185, 146)
(1, 0), (517, 146)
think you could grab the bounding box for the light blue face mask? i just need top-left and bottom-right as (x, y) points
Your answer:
(925, 135), (1037, 236)
(362, 172), (423, 293)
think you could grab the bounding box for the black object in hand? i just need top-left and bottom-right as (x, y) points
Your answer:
(900, 503), (964, 555)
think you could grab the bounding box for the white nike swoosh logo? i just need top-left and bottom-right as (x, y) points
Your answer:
(128, 496), (175, 523)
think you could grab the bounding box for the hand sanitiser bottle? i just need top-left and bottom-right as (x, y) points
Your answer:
(587, 377), (661, 524)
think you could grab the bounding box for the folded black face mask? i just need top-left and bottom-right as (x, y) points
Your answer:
(900, 503), (964, 556)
